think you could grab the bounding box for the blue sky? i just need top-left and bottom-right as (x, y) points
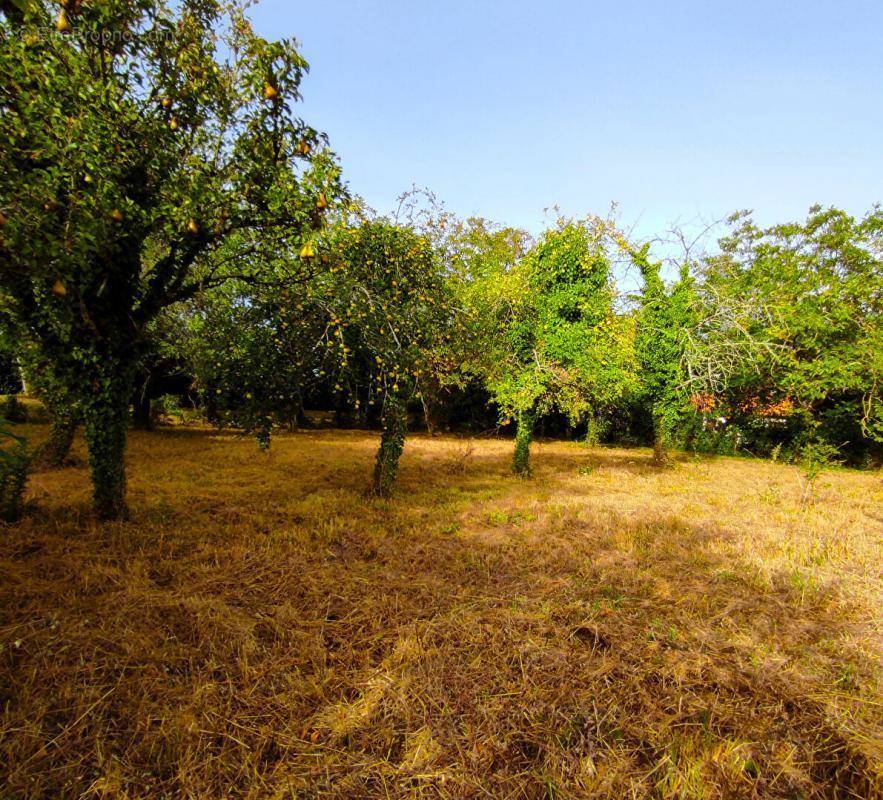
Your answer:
(251, 0), (883, 242)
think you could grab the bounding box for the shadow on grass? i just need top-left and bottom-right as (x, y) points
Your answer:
(1, 427), (879, 798)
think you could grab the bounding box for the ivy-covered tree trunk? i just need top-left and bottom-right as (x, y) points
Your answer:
(82, 379), (132, 520)
(512, 408), (535, 476)
(372, 391), (407, 497)
(652, 411), (672, 467)
(34, 407), (78, 469)
(584, 409), (605, 447)
(0, 429), (30, 523)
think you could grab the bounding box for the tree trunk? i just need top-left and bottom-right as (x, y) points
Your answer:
(82, 383), (130, 520)
(420, 379), (444, 436)
(296, 403), (311, 429)
(372, 392), (407, 497)
(422, 396), (438, 436)
(652, 414), (672, 467)
(34, 408), (77, 468)
(15, 358), (29, 396)
(584, 409), (601, 446)
(512, 408), (535, 476)
(131, 390), (152, 431)
(0, 448), (29, 523)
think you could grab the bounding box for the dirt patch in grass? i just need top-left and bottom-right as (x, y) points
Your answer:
(1, 427), (881, 798)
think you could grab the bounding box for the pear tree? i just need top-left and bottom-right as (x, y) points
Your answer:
(0, 0), (341, 517)
(187, 214), (452, 496)
(328, 218), (453, 495)
(428, 212), (533, 433)
(186, 260), (333, 448)
(484, 219), (636, 475)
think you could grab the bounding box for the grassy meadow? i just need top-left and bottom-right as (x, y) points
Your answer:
(1, 422), (881, 798)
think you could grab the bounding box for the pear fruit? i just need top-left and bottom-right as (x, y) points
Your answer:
(296, 139), (311, 156)
(187, 218), (199, 235)
(52, 279), (67, 297)
(263, 84), (279, 101)
(169, 117), (179, 131)
(55, 9), (72, 33)
(161, 97), (173, 109)
(315, 193), (328, 211)
(299, 242), (316, 259)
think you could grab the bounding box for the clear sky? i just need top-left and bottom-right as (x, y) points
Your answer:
(250, 0), (883, 241)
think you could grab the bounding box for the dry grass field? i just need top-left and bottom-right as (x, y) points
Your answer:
(1, 424), (881, 799)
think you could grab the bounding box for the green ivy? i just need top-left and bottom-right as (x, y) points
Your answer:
(481, 219), (636, 473)
(373, 390), (407, 497)
(0, 417), (29, 523)
(512, 408), (535, 476)
(630, 244), (697, 466)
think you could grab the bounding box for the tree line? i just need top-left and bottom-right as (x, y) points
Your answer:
(1, 0), (881, 521)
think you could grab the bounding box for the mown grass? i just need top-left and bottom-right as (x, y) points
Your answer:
(1, 424), (881, 798)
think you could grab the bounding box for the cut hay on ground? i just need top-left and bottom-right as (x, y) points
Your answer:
(1, 426), (881, 798)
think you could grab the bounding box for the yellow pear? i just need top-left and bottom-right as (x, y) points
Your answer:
(169, 117), (179, 131)
(52, 279), (67, 297)
(263, 83), (279, 100)
(161, 97), (173, 109)
(55, 9), (72, 33)
(315, 192), (328, 211)
(299, 242), (316, 259)
(187, 219), (199, 235)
